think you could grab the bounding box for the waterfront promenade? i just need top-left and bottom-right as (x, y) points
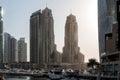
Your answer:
(0, 69), (119, 80)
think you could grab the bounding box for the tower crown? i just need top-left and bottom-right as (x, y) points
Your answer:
(31, 9), (41, 18)
(67, 14), (76, 23)
(42, 7), (52, 17)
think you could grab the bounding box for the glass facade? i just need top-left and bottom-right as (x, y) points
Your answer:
(106, 65), (113, 72)
(98, 0), (117, 61)
(0, 7), (3, 63)
(114, 64), (118, 71)
(98, 0), (120, 73)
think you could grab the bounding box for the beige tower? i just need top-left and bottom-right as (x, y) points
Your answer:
(18, 38), (27, 62)
(62, 14), (84, 64)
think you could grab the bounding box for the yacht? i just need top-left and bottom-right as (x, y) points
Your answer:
(48, 68), (64, 79)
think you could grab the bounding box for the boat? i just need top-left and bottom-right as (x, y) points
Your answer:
(48, 68), (64, 79)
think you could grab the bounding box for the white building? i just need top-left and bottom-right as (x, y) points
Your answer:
(18, 38), (27, 62)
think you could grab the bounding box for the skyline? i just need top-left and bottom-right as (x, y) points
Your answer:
(1, 0), (98, 62)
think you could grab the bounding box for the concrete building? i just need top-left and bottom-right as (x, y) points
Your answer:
(30, 7), (61, 66)
(0, 7), (4, 63)
(11, 37), (17, 63)
(4, 33), (18, 63)
(18, 38), (27, 62)
(62, 14), (84, 69)
(30, 9), (41, 64)
(4, 33), (11, 63)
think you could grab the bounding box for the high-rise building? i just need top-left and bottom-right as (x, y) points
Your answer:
(0, 7), (3, 63)
(18, 38), (27, 62)
(98, 0), (120, 74)
(98, 0), (117, 60)
(62, 14), (84, 65)
(4, 33), (11, 63)
(11, 37), (17, 63)
(30, 9), (41, 64)
(4, 32), (18, 63)
(30, 7), (60, 65)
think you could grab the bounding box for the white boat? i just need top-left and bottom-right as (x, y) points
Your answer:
(48, 68), (64, 79)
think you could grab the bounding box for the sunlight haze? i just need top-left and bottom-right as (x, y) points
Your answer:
(1, 0), (98, 62)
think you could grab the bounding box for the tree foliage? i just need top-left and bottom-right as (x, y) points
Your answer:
(87, 58), (99, 69)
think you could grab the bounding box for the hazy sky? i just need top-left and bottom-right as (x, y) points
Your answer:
(1, 0), (98, 62)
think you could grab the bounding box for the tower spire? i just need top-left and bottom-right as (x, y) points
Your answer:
(46, 0), (47, 8)
(70, 9), (72, 15)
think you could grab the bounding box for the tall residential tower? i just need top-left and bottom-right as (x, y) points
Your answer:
(30, 7), (61, 66)
(4, 33), (18, 63)
(18, 38), (27, 62)
(4, 33), (11, 63)
(62, 14), (84, 65)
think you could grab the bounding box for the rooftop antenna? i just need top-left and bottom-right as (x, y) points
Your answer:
(46, 0), (48, 8)
(70, 9), (72, 15)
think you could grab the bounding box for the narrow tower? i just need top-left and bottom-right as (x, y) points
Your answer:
(18, 38), (27, 62)
(62, 14), (84, 64)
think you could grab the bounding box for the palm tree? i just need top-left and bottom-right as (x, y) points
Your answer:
(87, 58), (99, 69)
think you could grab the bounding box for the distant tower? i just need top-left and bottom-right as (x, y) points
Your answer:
(30, 7), (58, 65)
(30, 9), (41, 64)
(4, 33), (11, 63)
(4, 33), (18, 63)
(0, 7), (3, 63)
(18, 38), (27, 62)
(62, 14), (84, 64)
(11, 37), (17, 63)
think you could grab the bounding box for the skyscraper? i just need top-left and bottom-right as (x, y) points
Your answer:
(18, 38), (27, 62)
(98, 0), (120, 73)
(4, 33), (11, 63)
(98, 0), (117, 61)
(4, 33), (18, 63)
(30, 9), (41, 64)
(62, 14), (84, 64)
(30, 7), (60, 65)
(0, 7), (3, 63)
(11, 37), (17, 63)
